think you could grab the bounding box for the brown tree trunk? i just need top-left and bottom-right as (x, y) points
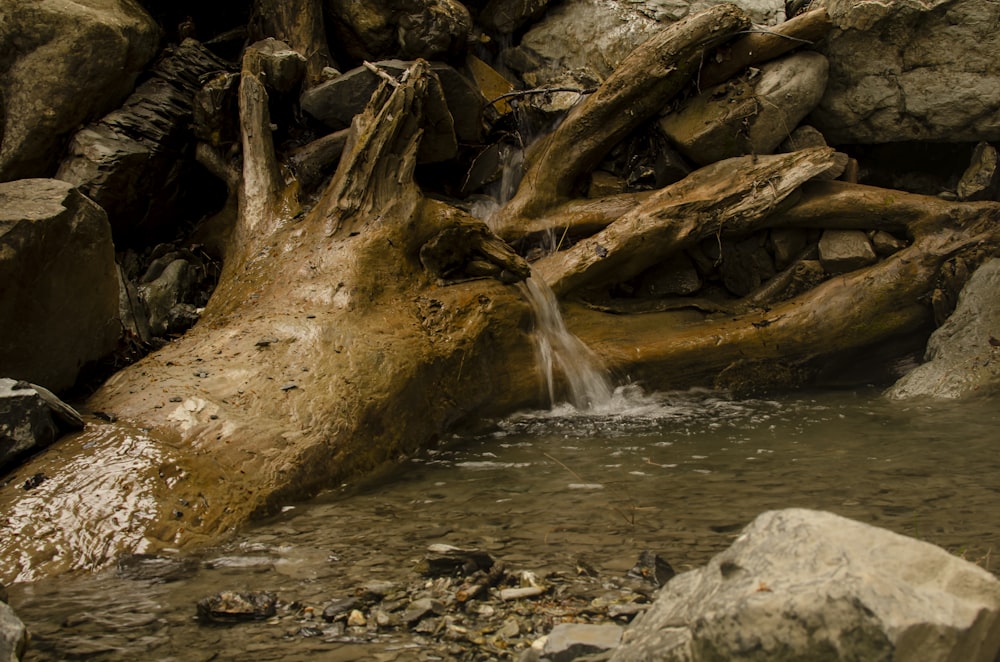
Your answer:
(3, 4), (999, 584)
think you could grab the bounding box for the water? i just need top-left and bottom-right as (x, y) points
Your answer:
(8, 387), (999, 660)
(518, 276), (614, 410)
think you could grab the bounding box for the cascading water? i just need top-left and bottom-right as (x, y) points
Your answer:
(471, 105), (615, 410)
(519, 274), (614, 410)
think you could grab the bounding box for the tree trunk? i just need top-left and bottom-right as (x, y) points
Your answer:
(3, 4), (1000, 583)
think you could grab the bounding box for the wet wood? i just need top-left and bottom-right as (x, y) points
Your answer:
(535, 147), (841, 296)
(249, 0), (335, 84)
(698, 8), (833, 89)
(493, 4), (751, 234)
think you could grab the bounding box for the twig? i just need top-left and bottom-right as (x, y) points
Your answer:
(484, 86), (598, 109)
(363, 60), (400, 88)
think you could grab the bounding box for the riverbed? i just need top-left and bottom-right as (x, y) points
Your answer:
(8, 386), (999, 660)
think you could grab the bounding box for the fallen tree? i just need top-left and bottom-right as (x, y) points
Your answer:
(2, 2), (998, 582)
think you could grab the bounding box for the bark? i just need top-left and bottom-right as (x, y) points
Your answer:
(697, 8), (833, 89)
(535, 147), (841, 296)
(493, 4), (752, 233)
(249, 0), (334, 85)
(3, 3), (999, 584)
(573, 182), (1000, 392)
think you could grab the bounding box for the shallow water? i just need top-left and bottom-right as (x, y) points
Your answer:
(8, 387), (1000, 660)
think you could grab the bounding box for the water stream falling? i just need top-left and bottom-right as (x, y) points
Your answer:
(519, 275), (614, 410)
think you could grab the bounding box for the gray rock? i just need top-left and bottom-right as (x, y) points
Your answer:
(508, 0), (784, 88)
(817, 229), (876, 274)
(720, 235), (776, 297)
(55, 39), (232, 241)
(769, 228), (810, 270)
(396, 0), (473, 59)
(869, 230), (908, 256)
(0, 600), (27, 662)
(324, 0), (396, 61)
(659, 51), (829, 166)
(0, 179), (121, 392)
(139, 259), (200, 337)
(957, 142), (999, 202)
(612, 508), (1000, 661)
(302, 60), (481, 157)
(196, 591), (277, 623)
(777, 124), (828, 153)
(811, 0), (1000, 144)
(480, 0), (554, 34)
(887, 258), (1000, 399)
(0, 0), (161, 181)
(543, 623), (624, 661)
(0, 377), (84, 473)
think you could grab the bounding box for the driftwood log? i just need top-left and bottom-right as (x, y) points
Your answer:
(2, 2), (998, 582)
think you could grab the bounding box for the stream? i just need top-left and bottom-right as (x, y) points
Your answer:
(7, 386), (999, 661)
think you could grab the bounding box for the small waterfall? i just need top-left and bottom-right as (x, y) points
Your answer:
(471, 102), (614, 411)
(519, 275), (614, 410)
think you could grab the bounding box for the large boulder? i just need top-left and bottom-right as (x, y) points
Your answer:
(887, 258), (1000, 399)
(0, 0), (162, 181)
(810, 0), (1000, 144)
(505, 0), (784, 88)
(612, 509), (1000, 661)
(0, 179), (121, 392)
(55, 39), (231, 242)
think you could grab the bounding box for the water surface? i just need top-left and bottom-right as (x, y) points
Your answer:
(9, 387), (999, 660)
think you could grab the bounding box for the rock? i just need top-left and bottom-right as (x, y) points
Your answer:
(0, 179), (121, 392)
(0, 378), (84, 473)
(396, 0), (473, 60)
(659, 52), (829, 166)
(635, 254), (701, 297)
(869, 230), (908, 256)
(543, 622), (624, 661)
(479, 0), (553, 35)
(0, 0), (162, 181)
(0, 600), (28, 662)
(420, 543), (496, 577)
(139, 259), (201, 337)
(321, 597), (358, 622)
(192, 72), (241, 149)
(507, 0), (784, 88)
(244, 39), (307, 95)
(957, 142), (999, 202)
(55, 39), (233, 242)
(325, 0), (396, 61)
(777, 124), (828, 152)
(301, 60), (482, 157)
(769, 228), (810, 270)
(611, 508), (1000, 661)
(196, 590), (277, 623)
(626, 551), (676, 587)
(887, 258), (1000, 399)
(817, 229), (877, 274)
(811, 0), (1000, 144)
(720, 235), (776, 297)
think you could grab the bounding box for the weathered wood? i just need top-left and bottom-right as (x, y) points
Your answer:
(698, 8), (833, 89)
(535, 147), (840, 296)
(493, 4), (751, 234)
(249, 0), (335, 85)
(574, 183), (1000, 392)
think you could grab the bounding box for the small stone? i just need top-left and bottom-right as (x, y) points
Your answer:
(321, 597), (357, 622)
(627, 550), (675, 587)
(347, 609), (366, 627)
(196, 591), (277, 623)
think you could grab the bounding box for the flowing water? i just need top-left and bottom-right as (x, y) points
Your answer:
(7, 386), (999, 660)
(518, 276), (614, 410)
